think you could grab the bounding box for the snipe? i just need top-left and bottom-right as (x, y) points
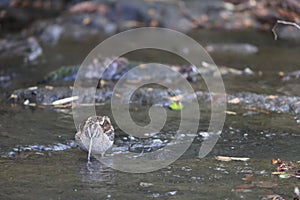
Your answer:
(75, 116), (114, 162)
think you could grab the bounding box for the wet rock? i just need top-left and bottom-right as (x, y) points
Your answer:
(273, 24), (300, 42)
(39, 24), (64, 45)
(228, 92), (300, 115)
(205, 43), (258, 55)
(44, 65), (79, 84)
(0, 36), (42, 61)
(129, 88), (171, 105)
(44, 58), (252, 89)
(282, 70), (300, 82)
(0, 70), (17, 88)
(26, 0), (198, 41)
(101, 57), (129, 81)
(10, 86), (72, 105)
(9, 142), (74, 156)
(9, 85), (114, 105)
(44, 57), (130, 84)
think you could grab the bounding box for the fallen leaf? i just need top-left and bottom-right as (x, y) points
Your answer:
(279, 172), (292, 179)
(215, 156), (232, 161)
(278, 71), (285, 77)
(167, 95), (183, 101)
(234, 184), (253, 190)
(242, 174), (254, 181)
(253, 181), (277, 188)
(54, 104), (72, 108)
(45, 85), (54, 90)
(245, 106), (269, 114)
(225, 110), (237, 115)
(228, 98), (240, 104)
(169, 101), (183, 110)
(215, 156), (250, 162)
(82, 17), (91, 25)
(271, 171), (285, 175)
(267, 95), (277, 99)
(9, 94), (18, 99)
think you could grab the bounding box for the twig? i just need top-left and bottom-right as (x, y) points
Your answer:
(272, 20), (300, 40)
(177, 1), (200, 27)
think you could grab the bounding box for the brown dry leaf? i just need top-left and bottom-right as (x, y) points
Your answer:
(267, 95), (277, 99)
(10, 103), (17, 108)
(9, 93), (18, 99)
(167, 95), (183, 102)
(69, 1), (98, 13)
(114, 93), (122, 98)
(82, 17), (91, 25)
(234, 184), (253, 190)
(278, 71), (285, 77)
(54, 103), (72, 108)
(253, 181), (277, 188)
(216, 156), (232, 161)
(228, 98), (240, 104)
(147, 9), (156, 16)
(242, 174), (254, 181)
(245, 106), (269, 114)
(272, 158), (284, 165)
(271, 171), (285, 175)
(150, 19), (158, 27)
(45, 85), (54, 90)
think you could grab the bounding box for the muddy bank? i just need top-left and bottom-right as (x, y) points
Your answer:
(27, 0), (300, 43)
(1, 0), (299, 54)
(1, 0), (299, 65)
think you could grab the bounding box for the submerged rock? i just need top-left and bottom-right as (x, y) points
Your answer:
(0, 69), (17, 88)
(44, 57), (130, 84)
(10, 86), (72, 105)
(0, 36), (42, 61)
(205, 43), (258, 55)
(228, 92), (300, 115)
(282, 70), (300, 82)
(9, 85), (114, 105)
(39, 24), (64, 45)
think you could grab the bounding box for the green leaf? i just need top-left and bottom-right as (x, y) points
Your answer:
(279, 172), (290, 179)
(169, 101), (183, 110)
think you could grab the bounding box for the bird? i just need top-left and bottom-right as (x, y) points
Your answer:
(75, 116), (114, 162)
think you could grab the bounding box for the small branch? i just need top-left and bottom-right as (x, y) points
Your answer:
(177, 1), (200, 27)
(272, 20), (300, 40)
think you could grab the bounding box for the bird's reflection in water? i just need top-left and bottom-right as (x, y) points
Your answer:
(79, 159), (114, 184)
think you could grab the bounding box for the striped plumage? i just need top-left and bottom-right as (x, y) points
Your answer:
(75, 116), (114, 162)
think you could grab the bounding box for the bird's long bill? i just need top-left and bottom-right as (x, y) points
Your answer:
(88, 137), (93, 162)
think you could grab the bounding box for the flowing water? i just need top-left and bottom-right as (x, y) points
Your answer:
(0, 30), (299, 199)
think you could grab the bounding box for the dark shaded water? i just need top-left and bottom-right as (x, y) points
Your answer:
(0, 30), (299, 199)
